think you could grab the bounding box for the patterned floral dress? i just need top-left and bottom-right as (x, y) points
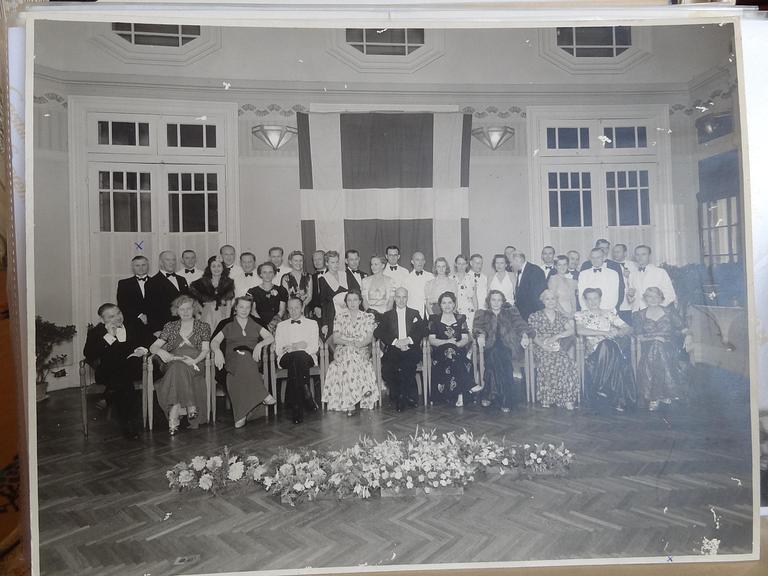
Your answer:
(528, 309), (579, 407)
(632, 306), (684, 404)
(429, 314), (473, 404)
(452, 272), (478, 328)
(323, 310), (380, 411)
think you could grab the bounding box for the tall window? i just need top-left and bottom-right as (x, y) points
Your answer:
(698, 151), (741, 265)
(112, 23), (201, 47)
(556, 26), (631, 58)
(98, 170), (152, 232)
(345, 28), (424, 55)
(167, 171), (219, 233)
(98, 120), (149, 147)
(606, 170), (650, 226)
(548, 171), (593, 228)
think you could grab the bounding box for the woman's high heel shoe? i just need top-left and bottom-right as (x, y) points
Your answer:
(264, 395), (277, 406)
(169, 405), (180, 436)
(234, 417), (247, 429)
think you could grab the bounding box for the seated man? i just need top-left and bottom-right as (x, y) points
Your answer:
(374, 287), (426, 412)
(83, 303), (152, 439)
(274, 297), (320, 424)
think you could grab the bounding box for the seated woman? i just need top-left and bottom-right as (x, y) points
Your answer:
(473, 289), (533, 412)
(429, 291), (474, 407)
(190, 255), (235, 332)
(575, 287), (636, 412)
(322, 290), (379, 415)
(547, 255), (577, 318)
(425, 257), (458, 316)
(211, 296), (276, 429)
(281, 250), (313, 316)
(149, 295), (211, 435)
(317, 250), (349, 340)
(247, 262), (288, 333)
(528, 289), (579, 410)
(633, 286), (690, 411)
(361, 255), (394, 320)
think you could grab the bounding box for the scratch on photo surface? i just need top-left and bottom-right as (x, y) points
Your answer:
(710, 506), (721, 530)
(729, 476), (742, 486)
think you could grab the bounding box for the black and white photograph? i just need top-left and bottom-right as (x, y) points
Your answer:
(14, 2), (766, 575)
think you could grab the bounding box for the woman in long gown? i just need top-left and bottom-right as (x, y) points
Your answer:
(425, 258), (459, 316)
(633, 286), (690, 411)
(575, 287), (636, 412)
(323, 290), (380, 415)
(190, 256), (235, 332)
(488, 254), (516, 305)
(149, 295), (211, 435)
(547, 255), (577, 318)
(281, 250), (313, 316)
(247, 262), (288, 333)
(528, 289), (579, 410)
(211, 296), (276, 428)
(361, 255), (395, 320)
(428, 291), (474, 407)
(473, 289), (533, 412)
(451, 254), (479, 329)
(317, 250), (349, 340)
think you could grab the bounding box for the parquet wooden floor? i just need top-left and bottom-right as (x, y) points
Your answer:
(35, 366), (754, 575)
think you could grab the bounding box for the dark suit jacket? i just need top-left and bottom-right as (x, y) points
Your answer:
(542, 265), (557, 281)
(514, 262), (547, 320)
(345, 267), (368, 293)
(580, 259), (625, 310)
(146, 272), (189, 333)
(116, 276), (149, 323)
(374, 306), (426, 349)
(83, 319), (152, 386)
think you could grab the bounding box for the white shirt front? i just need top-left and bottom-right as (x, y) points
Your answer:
(542, 263), (555, 277)
(135, 275), (148, 298)
(578, 264), (620, 311)
(469, 272), (489, 310)
(273, 264), (293, 286)
(180, 267), (203, 285)
(394, 306), (412, 344)
(405, 269), (433, 315)
(103, 325), (127, 345)
(489, 271), (516, 305)
(628, 264), (676, 311)
(614, 259), (639, 311)
(225, 263), (244, 280)
(162, 272), (180, 292)
(274, 316), (320, 366)
(382, 264), (411, 289)
(234, 272), (260, 297)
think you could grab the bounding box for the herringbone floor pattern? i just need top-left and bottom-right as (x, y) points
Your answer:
(36, 367), (754, 575)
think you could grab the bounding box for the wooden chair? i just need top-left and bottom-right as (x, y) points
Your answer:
(78, 355), (149, 438)
(270, 342), (327, 415)
(372, 339), (430, 407)
(472, 338), (531, 402)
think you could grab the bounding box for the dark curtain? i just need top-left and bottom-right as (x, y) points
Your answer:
(344, 219), (433, 274)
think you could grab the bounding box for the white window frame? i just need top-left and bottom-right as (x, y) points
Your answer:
(161, 164), (225, 235)
(603, 164), (656, 228)
(86, 112), (158, 155)
(158, 114), (226, 157)
(326, 28), (445, 73)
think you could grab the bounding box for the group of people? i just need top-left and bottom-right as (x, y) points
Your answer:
(84, 238), (690, 438)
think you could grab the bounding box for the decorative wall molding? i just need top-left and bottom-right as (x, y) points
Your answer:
(461, 105), (526, 119)
(669, 81), (738, 116)
(326, 29), (445, 74)
(238, 103), (307, 117)
(34, 92), (68, 109)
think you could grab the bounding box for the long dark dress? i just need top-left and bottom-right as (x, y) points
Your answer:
(576, 310), (637, 410)
(318, 272), (348, 339)
(155, 319), (211, 424)
(632, 306), (683, 404)
(528, 310), (579, 407)
(220, 316), (270, 422)
(247, 284), (288, 333)
(428, 313), (473, 404)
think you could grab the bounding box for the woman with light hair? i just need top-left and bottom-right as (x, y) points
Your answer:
(317, 250), (348, 339)
(547, 255), (577, 318)
(149, 294), (211, 435)
(425, 257), (458, 316)
(528, 289), (579, 410)
(361, 255), (395, 319)
(632, 286), (690, 411)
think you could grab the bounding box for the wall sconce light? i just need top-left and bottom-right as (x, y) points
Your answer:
(471, 126), (515, 150)
(252, 124), (298, 150)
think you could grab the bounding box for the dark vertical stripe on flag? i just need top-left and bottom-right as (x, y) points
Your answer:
(300, 220), (316, 272)
(460, 114), (472, 188)
(344, 219), (433, 273)
(461, 218), (470, 257)
(297, 112), (313, 190)
(340, 113), (434, 189)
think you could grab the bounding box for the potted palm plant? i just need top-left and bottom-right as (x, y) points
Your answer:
(35, 316), (76, 402)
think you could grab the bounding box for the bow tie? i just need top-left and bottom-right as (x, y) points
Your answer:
(184, 268), (195, 274)
(415, 271), (423, 276)
(621, 263), (627, 269)
(164, 272), (175, 278)
(474, 273), (481, 278)
(244, 272), (254, 277)
(291, 319), (301, 324)
(136, 276), (147, 282)
(545, 266), (552, 270)
(592, 268), (602, 273)
(390, 266), (398, 271)
(638, 266), (646, 272)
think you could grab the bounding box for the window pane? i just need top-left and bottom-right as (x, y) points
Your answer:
(98, 121), (109, 145)
(628, 170), (638, 187)
(181, 172), (192, 191)
(113, 192), (138, 232)
(208, 194), (219, 232)
(574, 27), (614, 46)
(615, 127), (636, 148)
(181, 25), (201, 35)
(181, 194), (206, 232)
(557, 128), (578, 149)
(99, 171), (110, 189)
(169, 194), (180, 232)
(556, 27), (574, 46)
(546, 128), (556, 149)
(607, 190), (617, 226)
(181, 37), (196, 46)
(579, 128), (589, 149)
(134, 34), (179, 47)
(606, 171), (615, 188)
(205, 125), (217, 148)
(168, 173), (179, 191)
(574, 47), (614, 58)
(99, 192), (111, 231)
(582, 190), (592, 226)
(639, 169), (648, 187)
(112, 22), (131, 32)
(582, 172), (591, 188)
(140, 192), (151, 232)
(407, 46), (420, 54)
(180, 124), (204, 147)
(140, 172), (151, 191)
(167, 124), (178, 147)
(365, 28), (405, 44)
(640, 188), (650, 225)
(366, 45), (406, 55)
(603, 127), (614, 148)
(637, 126), (647, 148)
(206, 172), (218, 191)
(617, 171), (626, 188)
(134, 23), (179, 34)
(570, 172), (580, 187)
(407, 29), (425, 44)
(138, 123), (149, 146)
(111, 122), (137, 146)
(112, 172), (124, 190)
(615, 47), (630, 56)
(615, 26), (632, 46)
(126, 171), (137, 190)
(346, 29), (363, 42)
(549, 190), (559, 227)
(350, 44), (365, 53)
(559, 172), (568, 188)
(618, 189), (639, 225)
(194, 172), (205, 191)
(561, 190), (582, 227)
(730, 226), (740, 257)
(713, 226), (728, 255)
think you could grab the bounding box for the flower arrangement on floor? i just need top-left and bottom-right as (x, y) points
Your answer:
(166, 429), (574, 506)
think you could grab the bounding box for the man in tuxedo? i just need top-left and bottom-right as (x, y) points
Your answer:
(382, 245), (410, 288)
(541, 246), (557, 280)
(234, 252), (259, 297)
(269, 246), (293, 286)
(510, 252), (546, 320)
(627, 245), (676, 312)
(116, 255), (150, 329)
(580, 238), (625, 308)
(469, 253), (489, 312)
(404, 251), (433, 317)
(180, 249), (203, 285)
(374, 287), (426, 412)
(146, 251), (189, 335)
(345, 249), (367, 292)
(504, 245), (516, 273)
(310, 249), (326, 320)
(83, 303), (152, 438)
(612, 243), (638, 322)
(566, 250), (581, 281)
(578, 248), (621, 311)
(220, 244), (243, 279)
